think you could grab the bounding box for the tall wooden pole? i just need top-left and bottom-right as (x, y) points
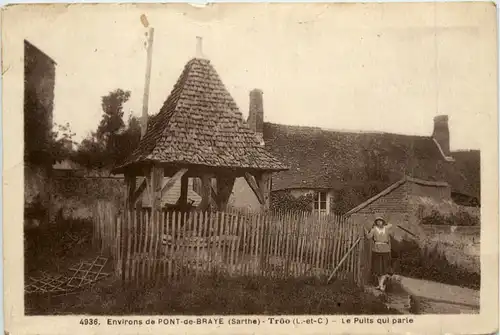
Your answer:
(141, 27), (154, 139)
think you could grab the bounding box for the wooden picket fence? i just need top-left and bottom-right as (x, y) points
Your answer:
(93, 201), (120, 256)
(93, 205), (369, 286)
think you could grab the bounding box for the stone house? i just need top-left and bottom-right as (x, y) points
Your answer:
(230, 90), (480, 214)
(345, 176), (452, 241)
(24, 40), (57, 226)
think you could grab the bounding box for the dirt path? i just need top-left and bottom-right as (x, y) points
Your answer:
(364, 277), (412, 314)
(365, 287), (411, 314)
(399, 276), (480, 314)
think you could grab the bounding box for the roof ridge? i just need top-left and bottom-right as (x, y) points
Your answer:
(146, 58), (198, 159)
(265, 122), (432, 138)
(405, 176), (449, 187)
(345, 178), (407, 216)
(345, 175), (449, 215)
(127, 58), (197, 163)
(452, 149), (480, 153)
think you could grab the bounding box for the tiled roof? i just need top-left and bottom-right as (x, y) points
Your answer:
(447, 150), (480, 199)
(263, 123), (480, 200)
(113, 58), (287, 173)
(345, 176), (450, 215)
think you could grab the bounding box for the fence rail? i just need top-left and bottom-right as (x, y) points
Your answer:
(93, 204), (368, 286)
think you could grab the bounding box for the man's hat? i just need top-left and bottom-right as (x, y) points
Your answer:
(374, 216), (386, 224)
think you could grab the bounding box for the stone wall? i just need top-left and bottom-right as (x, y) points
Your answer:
(49, 176), (124, 222)
(25, 165), (50, 207)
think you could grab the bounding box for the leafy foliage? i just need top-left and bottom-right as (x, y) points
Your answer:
(331, 181), (388, 214)
(270, 191), (314, 213)
(74, 89), (141, 169)
(399, 239), (480, 290)
(421, 209), (479, 226)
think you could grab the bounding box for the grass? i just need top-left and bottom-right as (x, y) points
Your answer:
(25, 217), (397, 316)
(24, 217), (95, 276)
(26, 273), (400, 315)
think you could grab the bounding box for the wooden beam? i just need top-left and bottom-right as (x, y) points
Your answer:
(160, 168), (188, 198)
(193, 177), (217, 208)
(124, 174), (137, 209)
(198, 174), (211, 211)
(244, 172), (265, 205)
(211, 185), (218, 203)
(256, 172), (271, 210)
(151, 165), (164, 210)
(216, 175), (236, 210)
(136, 166), (151, 213)
(131, 179), (147, 206)
(177, 174), (189, 207)
(327, 237), (361, 284)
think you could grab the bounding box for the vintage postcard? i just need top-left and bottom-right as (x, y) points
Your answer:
(1, 2), (498, 334)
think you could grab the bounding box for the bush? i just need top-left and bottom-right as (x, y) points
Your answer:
(271, 191), (313, 213)
(398, 240), (480, 290)
(421, 209), (479, 226)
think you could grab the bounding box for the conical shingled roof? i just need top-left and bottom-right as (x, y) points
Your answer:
(113, 58), (288, 173)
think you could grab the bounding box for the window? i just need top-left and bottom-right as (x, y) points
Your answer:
(313, 191), (328, 214)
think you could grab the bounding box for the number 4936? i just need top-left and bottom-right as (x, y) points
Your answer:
(80, 318), (100, 326)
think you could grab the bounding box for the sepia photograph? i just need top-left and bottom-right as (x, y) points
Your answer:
(2, 2), (498, 334)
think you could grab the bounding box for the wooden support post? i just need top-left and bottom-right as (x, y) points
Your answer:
(131, 179), (147, 205)
(244, 172), (265, 205)
(211, 185), (218, 204)
(151, 165), (163, 262)
(161, 168), (188, 198)
(136, 167), (151, 229)
(198, 174), (211, 211)
(151, 165), (164, 210)
(215, 175), (236, 211)
(125, 174), (137, 209)
(256, 172), (272, 211)
(178, 174), (189, 207)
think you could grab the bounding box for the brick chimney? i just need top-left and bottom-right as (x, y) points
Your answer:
(432, 115), (451, 158)
(247, 89), (264, 145)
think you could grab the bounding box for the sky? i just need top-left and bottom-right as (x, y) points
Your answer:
(7, 3), (498, 150)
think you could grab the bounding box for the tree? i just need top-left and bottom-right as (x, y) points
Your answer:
(53, 122), (77, 156)
(74, 89), (141, 169)
(96, 89), (130, 141)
